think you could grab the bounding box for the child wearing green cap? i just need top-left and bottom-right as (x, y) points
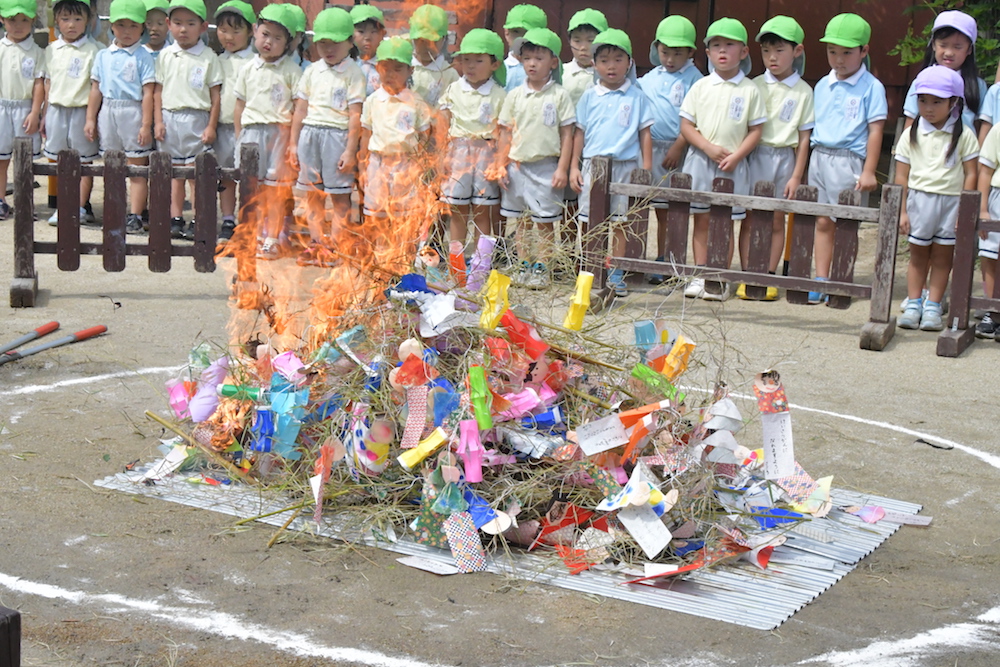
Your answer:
(43, 0), (102, 225)
(351, 4), (385, 97)
(807, 13), (886, 304)
(142, 0), (170, 60)
(501, 3), (547, 92)
(570, 28), (655, 296)
(234, 3), (303, 258)
(0, 0), (45, 221)
(679, 17), (766, 301)
(496, 27), (575, 287)
(438, 28), (507, 248)
(153, 0), (222, 239)
(359, 36), (433, 220)
(563, 9), (607, 108)
(739, 15), (815, 301)
(639, 15), (703, 284)
(213, 0), (255, 241)
(84, 0), (156, 234)
(409, 4), (459, 107)
(290, 6), (366, 267)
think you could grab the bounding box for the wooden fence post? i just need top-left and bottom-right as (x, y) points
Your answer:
(664, 172), (691, 266)
(237, 143), (259, 283)
(742, 180), (775, 300)
(828, 189), (862, 309)
(584, 156), (612, 287)
(860, 184), (902, 350)
(936, 190), (981, 356)
(56, 149), (81, 272)
(193, 151), (219, 273)
(704, 177), (734, 297)
(147, 151), (172, 272)
(786, 185), (818, 305)
(102, 150), (127, 272)
(624, 167), (652, 285)
(10, 137), (37, 307)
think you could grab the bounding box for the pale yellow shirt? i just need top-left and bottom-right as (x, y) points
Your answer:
(0, 36), (45, 101)
(155, 41), (223, 111)
(439, 76), (506, 139)
(753, 70), (815, 148)
(979, 123), (1000, 188)
(498, 79), (575, 163)
(234, 54), (301, 125)
(562, 59), (595, 108)
(361, 86), (432, 153)
(218, 46), (254, 125)
(679, 70), (767, 152)
(411, 53), (459, 107)
(894, 117), (978, 195)
(295, 57), (366, 130)
(44, 36), (100, 108)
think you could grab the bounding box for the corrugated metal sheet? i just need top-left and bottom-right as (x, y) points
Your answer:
(95, 464), (921, 630)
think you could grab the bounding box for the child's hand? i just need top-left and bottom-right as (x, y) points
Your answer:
(570, 167), (584, 193)
(22, 113), (39, 136)
(552, 167), (568, 190)
(718, 153), (740, 173)
(337, 151), (356, 173)
(856, 171), (877, 192)
(138, 126), (152, 148)
(201, 126), (216, 146)
(39, 114), (45, 138)
(898, 211), (910, 236)
(287, 144), (299, 170)
(154, 122), (166, 142)
(980, 211), (990, 240)
(663, 144), (684, 170)
(704, 143), (730, 164)
(783, 176), (801, 200)
(84, 120), (96, 142)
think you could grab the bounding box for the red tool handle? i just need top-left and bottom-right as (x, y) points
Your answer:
(35, 321), (60, 337)
(71, 325), (108, 341)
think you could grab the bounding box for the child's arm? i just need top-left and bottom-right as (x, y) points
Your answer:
(340, 103), (362, 173)
(786, 129), (812, 199)
(153, 83), (165, 141)
(978, 164), (995, 239)
(25, 77), (44, 135)
(203, 85), (220, 145)
(719, 124), (762, 173)
(664, 135), (687, 169)
(894, 160), (909, 236)
(640, 126), (652, 172)
(435, 108), (451, 151)
(233, 98), (245, 137)
(491, 125), (511, 188)
(139, 82), (154, 147)
(963, 158), (978, 192)
(288, 98), (307, 168)
(680, 118), (729, 163)
(84, 81), (101, 142)
(569, 126), (584, 192)
(979, 122), (993, 147)
(358, 127), (370, 166)
(553, 123), (573, 189)
(858, 120), (885, 192)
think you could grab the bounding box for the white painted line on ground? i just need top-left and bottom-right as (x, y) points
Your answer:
(0, 572), (447, 667)
(799, 604), (1000, 666)
(3, 365), (183, 397)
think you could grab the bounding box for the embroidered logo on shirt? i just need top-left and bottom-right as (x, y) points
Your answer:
(189, 64), (206, 90)
(778, 98), (797, 123)
(21, 57), (35, 80)
(270, 83), (285, 109)
(397, 109), (414, 131)
(618, 102), (633, 127)
(478, 101), (493, 125)
(669, 81), (685, 106)
(121, 60), (137, 83)
(542, 101), (556, 126)
(728, 96), (745, 121)
(67, 56), (83, 79)
(844, 96), (861, 121)
(332, 87), (347, 110)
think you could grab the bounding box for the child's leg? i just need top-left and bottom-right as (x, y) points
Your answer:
(473, 204), (497, 240)
(0, 158), (9, 200)
(814, 215), (834, 279)
(80, 176), (93, 209)
(450, 204), (470, 246)
(769, 211), (786, 273)
(330, 192), (351, 235)
(926, 243), (954, 305)
(219, 180), (237, 218)
(296, 187), (326, 241)
(127, 157), (148, 216)
(535, 220), (555, 265)
(692, 212), (709, 265)
(170, 178), (185, 218)
(983, 258), (997, 299)
(906, 243), (931, 300)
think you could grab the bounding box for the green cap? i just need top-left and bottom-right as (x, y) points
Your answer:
(214, 0), (254, 26)
(704, 17), (747, 45)
(820, 13), (871, 48)
(567, 8), (607, 34)
(591, 28), (632, 58)
(503, 4), (546, 31)
(455, 28), (506, 86)
(0, 0), (36, 18)
(376, 35), (413, 65)
(350, 4), (383, 26)
(167, 0), (206, 21)
(756, 15), (804, 45)
(110, 0), (146, 24)
(258, 3), (295, 37)
(513, 27), (560, 58)
(409, 4), (448, 41)
(649, 16), (696, 67)
(144, 0), (168, 15)
(283, 3), (306, 35)
(312, 7), (352, 42)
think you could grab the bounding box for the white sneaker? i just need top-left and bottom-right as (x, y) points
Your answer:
(901, 289), (929, 312)
(525, 263), (550, 289)
(702, 281), (731, 302)
(684, 277), (706, 299)
(47, 209), (58, 226)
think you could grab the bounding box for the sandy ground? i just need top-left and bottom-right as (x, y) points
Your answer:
(1, 182), (999, 667)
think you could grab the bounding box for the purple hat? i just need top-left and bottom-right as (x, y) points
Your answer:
(932, 10), (977, 45)
(913, 65), (965, 100)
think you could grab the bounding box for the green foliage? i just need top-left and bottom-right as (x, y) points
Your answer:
(885, 0), (1000, 80)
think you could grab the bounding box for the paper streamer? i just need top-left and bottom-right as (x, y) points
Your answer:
(399, 385), (429, 449)
(443, 511), (487, 573)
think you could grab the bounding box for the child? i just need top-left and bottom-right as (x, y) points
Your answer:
(234, 2), (302, 258)
(808, 13), (886, 304)
(894, 66), (978, 331)
(570, 29), (654, 296)
(741, 15), (814, 301)
(214, 0), (255, 241)
(639, 15), (702, 284)
(351, 4), (385, 97)
(0, 0), (45, 221)
(501, 3), (547, 92)
(976, 121), (1000, 338)
(438, 29), (507, 249)
(679, 17), (765, 300)
(359, 37), (432, 222)
(142, 0), (169, 60)
(289, 6), (365, 267)
(284, 3), (310, 71)
(409, 4), (459, 107)
(153, 0), (222, 239)
(495, 27), (575, 287)
(44, 0), (101, 225)
(563, 9), (607, 107)
(85, 0), (156, 234)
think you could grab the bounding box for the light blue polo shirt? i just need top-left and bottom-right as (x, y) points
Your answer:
(903, 74), (985, 129)
(576, 79), (656, 161)
(92, 42), (155, 101)
(638, 59), (703, 142)
(979, 82), (1000, 126)
(504, 53), (525, 92)
(811, 64), (888, 157)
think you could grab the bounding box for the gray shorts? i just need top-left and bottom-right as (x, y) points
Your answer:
(363, 151), (419, 217)
(748, 144), (795, 198)
(501, 157), (563, 223)
(43, 104), (99, 162)
(650, 137), (683, 208)
(579, 157), (640, 222)
(236, 123), (292, 186)
(295, 124), (354, 195)
(684, 146), (748, 220)
(906, 189), (958, 247)
(440, 136), (499, 206)
(98, 99), (153, 158)
(808, 147), (869, 219)
(0, 99), (40, 159)
(215, 123), (236, 170)
(980, 187), (1000, 259)
(160, 109), (210, 165)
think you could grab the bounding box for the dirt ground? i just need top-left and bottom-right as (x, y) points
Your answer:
(1, 182), (999, 667)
